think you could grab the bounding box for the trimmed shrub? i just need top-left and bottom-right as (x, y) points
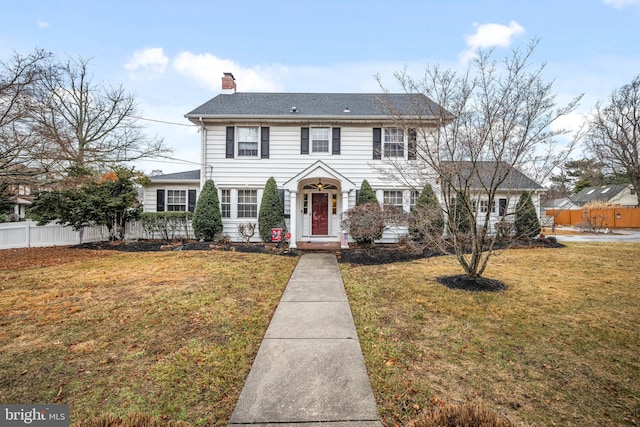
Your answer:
(515, 191), (541, 239)
(406, 402), (512, 427)
(357, 179), (378, 205)
(139, 212), (192, 239)
(410, 183), (444, 241)
(192, 179), (222, 241)
(341, 202), (385, 245)
(258, 177), (286, 242)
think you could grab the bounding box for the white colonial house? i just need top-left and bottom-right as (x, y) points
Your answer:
(144, 73), (546, 247)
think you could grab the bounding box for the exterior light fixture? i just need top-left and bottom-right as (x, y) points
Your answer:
(317, 179), (324, 191)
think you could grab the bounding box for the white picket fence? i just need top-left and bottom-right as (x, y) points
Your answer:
(0, 220), (196, 250)
(0, 221), (108, 250)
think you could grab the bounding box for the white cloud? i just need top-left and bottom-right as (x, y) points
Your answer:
(37, 20), (49, 29)
(173, 51), (282, 92)
(466, 21), (525, 50)
(125, 47), (169, 74)
(603, 0), (640, 8)
(551, 110), (587, 138)
(459, 21), (525, 62)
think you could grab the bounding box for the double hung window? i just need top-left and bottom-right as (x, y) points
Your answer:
(384, 190), (404, 213)
(311, 128), (330, 153)
(479, 199), (496, 213)
(167, 190), (187, 211)
(384, 128), (405, 158)
(237, 189), (258, 218)
(221, 189), (231, 218)
(237, 127), (259, 157)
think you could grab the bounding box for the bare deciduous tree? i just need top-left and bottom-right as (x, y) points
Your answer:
(33, 56), (170, 174)
(0, 49), (55, 182)
(376, 39), (582, 281)
(586, 75), (640, 206)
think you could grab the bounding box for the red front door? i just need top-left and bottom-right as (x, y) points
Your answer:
(311, 193), (329, 235)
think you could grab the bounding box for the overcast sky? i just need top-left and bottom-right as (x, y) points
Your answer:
(2, 0), (639, 174)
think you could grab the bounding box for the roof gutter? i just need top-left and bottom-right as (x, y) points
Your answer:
(185, 114), (441, 126)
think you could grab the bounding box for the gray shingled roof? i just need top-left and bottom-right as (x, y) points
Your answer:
(444, 161), (544, 191)
(570, 184), (630, 205)
(149, 169), (200, 181)
(186, 92), (444, 118)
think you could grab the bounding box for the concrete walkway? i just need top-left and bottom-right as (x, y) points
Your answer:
(228, 253), (382, 426)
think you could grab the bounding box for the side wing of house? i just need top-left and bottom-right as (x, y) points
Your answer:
(143, 170), (201, 213)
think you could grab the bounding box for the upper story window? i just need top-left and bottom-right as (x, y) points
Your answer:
(237, 127), (259, 157)
(167, 190), (187, 211)
(384, 128), (405, 158)
(221, 189), (231, 218)
(311, 128), (330, 153)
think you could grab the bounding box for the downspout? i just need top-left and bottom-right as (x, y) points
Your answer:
(199, 117), (207, 188)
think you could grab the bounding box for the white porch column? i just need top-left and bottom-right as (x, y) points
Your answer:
(341, 190), (350, 248)
(289, 190), (298, 249)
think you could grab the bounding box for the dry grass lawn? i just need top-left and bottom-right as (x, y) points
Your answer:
(2, 243), (638, 426)
(341, 242), (640, 426)
(0, 248), (298, 426)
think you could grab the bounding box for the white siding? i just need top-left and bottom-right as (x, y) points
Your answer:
(204, 125), (401, 189)
(203, 124), (423, 243)
(201, 123), (545, 243)
(143, 183), (199, 213)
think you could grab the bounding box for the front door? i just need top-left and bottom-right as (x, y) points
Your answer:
(311, 193), (329, 235)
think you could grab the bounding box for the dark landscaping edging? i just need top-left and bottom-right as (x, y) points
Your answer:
(73, 237), (563, 266)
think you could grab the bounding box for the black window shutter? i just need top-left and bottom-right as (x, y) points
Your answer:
(373, 128), (382, 160)
(408, 128), (417, 160)
(261, 127), (270, 159)
(188, 189), (197, 212)
(278, 189), (285, 209)
(226, 126), (235, 158)
(301, 127), (309, 154)
(332, 127), (341, 155)
(355, 190), (360, 204)
(156, 189), (165, 212)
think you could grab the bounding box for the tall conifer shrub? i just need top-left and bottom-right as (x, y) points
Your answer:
(192, 179), (222, 241)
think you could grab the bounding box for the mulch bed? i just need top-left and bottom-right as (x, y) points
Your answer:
(71, 236), (562, 264)
(438, 275), (508, 292)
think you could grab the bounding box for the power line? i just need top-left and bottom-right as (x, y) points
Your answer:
(142, 155), (201, 166)
(128, 115), (196, 127)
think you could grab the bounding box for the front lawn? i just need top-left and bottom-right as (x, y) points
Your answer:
(2, 243), (638, 426)
(0, 248), (298, 426)
(341, 242), (640, 426)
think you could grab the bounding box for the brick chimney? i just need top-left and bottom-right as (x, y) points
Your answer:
(222, 72), (236, 94)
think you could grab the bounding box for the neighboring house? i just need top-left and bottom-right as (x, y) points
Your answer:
(3, 183), (33, 220)
(175, 73), (546, 248)
(443, 161), (546, 233)
(544, 197), (580, 211)
(570, 184), (638, 207)
(143, 170), (201, 213)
